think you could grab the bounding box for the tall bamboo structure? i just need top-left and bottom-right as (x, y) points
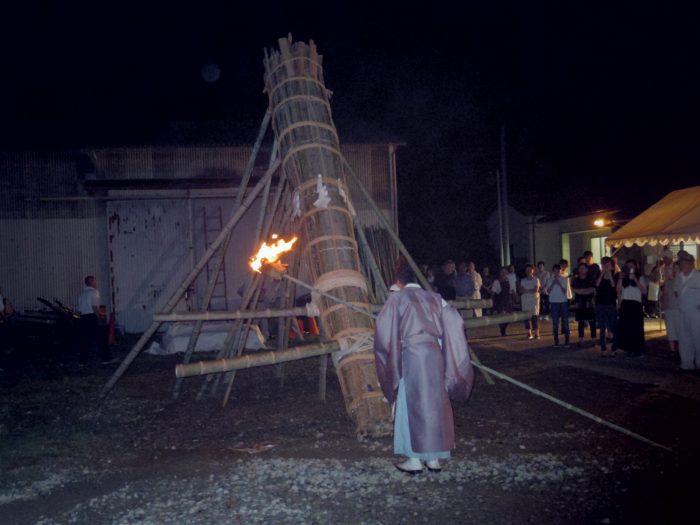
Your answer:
(263, 37), (392, 436)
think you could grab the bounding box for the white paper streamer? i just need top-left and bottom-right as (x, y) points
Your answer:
(313, 173), (331, 209)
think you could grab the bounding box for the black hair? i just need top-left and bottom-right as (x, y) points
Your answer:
(84, 275), (95, 286)
(396, 265), (416, 285)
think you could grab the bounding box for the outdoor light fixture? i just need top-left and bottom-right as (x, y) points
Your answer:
(593, 218), (608, 227)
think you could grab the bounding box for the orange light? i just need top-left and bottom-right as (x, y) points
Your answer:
(593, 218), (607, 227)
(249, 234), (298, 273)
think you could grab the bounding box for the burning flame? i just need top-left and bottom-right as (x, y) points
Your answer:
(249, 234), (298, 273)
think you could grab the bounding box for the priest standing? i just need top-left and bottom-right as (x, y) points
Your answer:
(374, 265), (474, 474)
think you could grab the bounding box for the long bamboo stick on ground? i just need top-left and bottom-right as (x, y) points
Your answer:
(471, 362), (672, 452)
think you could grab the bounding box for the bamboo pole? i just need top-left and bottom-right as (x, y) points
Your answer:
(176, 341), (340, 378)
(153, 307), (522, 329)
(220, 163), (290, 405)
(340, 156), (430, 291)
(471, 362), (672, 452)
(153, 299), (493, 323)
(173, 112), (273, 399)
(100, 161), (279, 400)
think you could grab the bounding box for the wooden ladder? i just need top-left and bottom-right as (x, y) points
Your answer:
(202, 206), (229, 310)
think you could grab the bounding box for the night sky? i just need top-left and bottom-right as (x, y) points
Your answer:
(2, 2), (698, 264)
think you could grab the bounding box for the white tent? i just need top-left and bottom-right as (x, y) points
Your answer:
(606, 186), (700, 248)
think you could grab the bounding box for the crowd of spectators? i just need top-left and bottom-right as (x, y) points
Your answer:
(419, 248), (699, 368)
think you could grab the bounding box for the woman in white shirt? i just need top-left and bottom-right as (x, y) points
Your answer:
(520, 263), (541, 339)
(616, 259), (647, 356)
(547, 264), (573, 348)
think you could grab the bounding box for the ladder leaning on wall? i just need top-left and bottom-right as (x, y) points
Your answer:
(202, 206), (229, 311)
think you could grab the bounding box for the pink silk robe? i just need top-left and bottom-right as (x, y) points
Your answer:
(374, 285), (474, 453)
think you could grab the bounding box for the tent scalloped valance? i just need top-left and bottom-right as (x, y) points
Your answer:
(605, 186), (700, 248)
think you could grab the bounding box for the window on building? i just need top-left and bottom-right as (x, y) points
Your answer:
(590, 236), (609, 264)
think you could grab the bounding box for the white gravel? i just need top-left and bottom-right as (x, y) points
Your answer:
(1, 453), (634, 524)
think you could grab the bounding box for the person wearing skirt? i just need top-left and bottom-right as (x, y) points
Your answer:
(572, 262), (596, 346)
(520, 264), (541, 339)
(617, 259), (647, 356)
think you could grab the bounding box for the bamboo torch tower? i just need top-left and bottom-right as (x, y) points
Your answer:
(263, 37), (392, 436)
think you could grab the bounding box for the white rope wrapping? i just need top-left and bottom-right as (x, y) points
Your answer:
(332, 329), (375, 367)
(305, 300), (321, 317)
(312, 269), (368, 295)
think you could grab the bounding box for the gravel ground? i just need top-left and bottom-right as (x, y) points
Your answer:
(1, 321), (699, 524)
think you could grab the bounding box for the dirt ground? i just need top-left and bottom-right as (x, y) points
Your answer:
(1, 320), (699, 524)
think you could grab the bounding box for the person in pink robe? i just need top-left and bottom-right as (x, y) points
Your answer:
(374, 266), (474, 474)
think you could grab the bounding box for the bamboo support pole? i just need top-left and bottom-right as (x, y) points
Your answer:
(196, 272), (262, 400)
(153, 299), (494, 323)
(176, 341), (340, 378)
(220, 165), (288, 405)
(173, 113), (273, 399)
(353, 217), (389, 303)
(100, 162), (279, 400)
(340, 156), (430, 291)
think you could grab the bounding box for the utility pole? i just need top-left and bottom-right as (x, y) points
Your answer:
(496, 170), (505, 267)
(500, 125), (511, 265)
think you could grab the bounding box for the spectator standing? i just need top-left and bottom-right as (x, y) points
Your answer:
(616, 260), (647, 357)
(661, 260), (681, 355)
(77, 275), (114, 365)
(571, 263), (597, 346)
(519, 264), (540, 339)
(646, 259), (663, 318)
(559, 259), (570, 277)
(547, 264), (572, 348)
(595, 257), (618, 358)
(506, 264), (518, 306)
(536, 261), (551, 320)
(582, 250), (601, 282)
(453, 262), (474, 299)
(674, 252), (700, 370)
(466, 262), (483, 318)
(433, 260), (457, 301)
(492, 267), (513, 336)
(481, 267), (494, 316)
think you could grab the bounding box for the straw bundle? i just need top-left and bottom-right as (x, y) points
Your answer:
(263, 37), (391, 436)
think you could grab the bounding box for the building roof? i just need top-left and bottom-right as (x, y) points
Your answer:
(606, 186), (700, 248)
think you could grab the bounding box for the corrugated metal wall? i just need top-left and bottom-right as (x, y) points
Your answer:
(107, 197), (263, 333)
(0, 215), (109, 314)
(0, 143), (398, 332)
(88, 146), (255, 179)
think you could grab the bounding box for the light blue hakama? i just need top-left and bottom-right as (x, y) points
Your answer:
(393, 379), (450, 460)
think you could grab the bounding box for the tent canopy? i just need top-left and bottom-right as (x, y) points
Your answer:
(606, 186), (700, 248)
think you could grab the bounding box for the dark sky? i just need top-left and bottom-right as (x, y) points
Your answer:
(1, 1), (698, 262)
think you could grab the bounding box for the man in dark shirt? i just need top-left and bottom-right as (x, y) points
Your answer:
(583, 250), (602, 282)
(433, 259), (457, 300)
(595, 256), (618, 357)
